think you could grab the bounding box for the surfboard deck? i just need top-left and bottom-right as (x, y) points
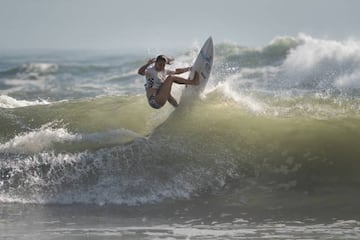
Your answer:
(186, 37), (214, 95)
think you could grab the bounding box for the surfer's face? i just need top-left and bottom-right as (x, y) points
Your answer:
(155, 59), (166, 71)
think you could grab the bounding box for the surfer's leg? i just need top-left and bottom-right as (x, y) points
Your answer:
(154, 77), (174, 106)
(155, 72), (199, 106)
(172, 72), (199, 85)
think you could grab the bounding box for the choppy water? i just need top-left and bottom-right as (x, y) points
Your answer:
(1, 34), (360, 239)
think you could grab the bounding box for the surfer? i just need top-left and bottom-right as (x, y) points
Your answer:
(138, 55), (199, 109)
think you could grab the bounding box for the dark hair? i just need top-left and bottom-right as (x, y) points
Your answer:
(156, 55), (167, 62)
(156, 55), (173, 64)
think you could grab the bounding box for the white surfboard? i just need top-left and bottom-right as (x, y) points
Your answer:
(186, 37), (214, 94)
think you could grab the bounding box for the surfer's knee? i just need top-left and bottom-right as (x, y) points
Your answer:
(155, 98), (167, 106)
(165, 75), (176, 83)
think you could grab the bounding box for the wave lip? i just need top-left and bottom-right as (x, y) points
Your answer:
(209, 34), (360, 119)
(279, 34), (360, 92)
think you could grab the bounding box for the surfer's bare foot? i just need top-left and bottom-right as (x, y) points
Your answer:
(192, 71), (200, 85)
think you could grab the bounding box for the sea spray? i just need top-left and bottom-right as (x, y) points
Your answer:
(0, 34), (360, 206)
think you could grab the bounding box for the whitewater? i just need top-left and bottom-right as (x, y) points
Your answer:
(1, 34), (360, 239)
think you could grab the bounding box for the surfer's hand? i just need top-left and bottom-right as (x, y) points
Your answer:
(138, 59), (155, 75)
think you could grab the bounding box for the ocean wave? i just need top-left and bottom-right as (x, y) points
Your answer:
(215, 36), (299, 67)
(1, 117), (359, 205)
(0, 122), (76, 154)
(0, 94), (359, 205)
(0, 95), (50, 108)
(281, 34), (360, 91)
(210, 34), (360, 101)
(0, 62), (119, 82)
(0, 125), (142, 155)
(0, 132), (236, 205)
(2, 34), (360, 101)
(1, 35), (360, 205)
(0, 63), (59, 80)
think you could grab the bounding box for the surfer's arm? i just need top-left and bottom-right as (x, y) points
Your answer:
(174, 67), (192, 74)
(138, 58), (155, 76)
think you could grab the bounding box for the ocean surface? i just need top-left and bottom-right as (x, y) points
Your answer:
(1, 34), (360, 239)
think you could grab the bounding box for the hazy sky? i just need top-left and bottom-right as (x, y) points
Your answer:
(1, 0), (360, 52)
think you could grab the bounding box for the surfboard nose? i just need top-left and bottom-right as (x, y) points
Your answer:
(205, 36), (213, 46)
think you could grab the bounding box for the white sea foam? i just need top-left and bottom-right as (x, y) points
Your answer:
(19, 63), (59, 75)
(221, 80), (266, 114)
(281, 34), (360, 90)
(27, 219), (359, 239)
(335, 68), (360, 89)
(284, 34), (360, 70)
(0, 123), (77, 154)
(203, 34), (360, 116)
(0, 121), (143, 154)
(0, 95), (50, 108)
(1, 35), (360, 207)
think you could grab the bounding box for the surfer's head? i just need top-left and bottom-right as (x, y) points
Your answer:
(156, 55), (167, 63)
(154, 55), (167, 71)
(154, 55), (173, 71)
